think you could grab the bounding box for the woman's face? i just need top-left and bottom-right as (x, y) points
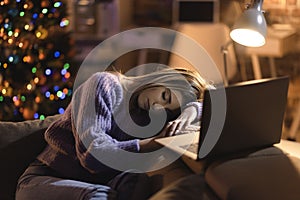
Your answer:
(137, 86), (182, 112)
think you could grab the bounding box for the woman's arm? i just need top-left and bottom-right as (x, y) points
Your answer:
(139, 101), (203, 152)
(71, 72), (140, 173)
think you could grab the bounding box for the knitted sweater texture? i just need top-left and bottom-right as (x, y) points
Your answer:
(37, 72), (139, 179)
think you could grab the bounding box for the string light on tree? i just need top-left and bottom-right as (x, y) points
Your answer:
(0, 0), (75, 121)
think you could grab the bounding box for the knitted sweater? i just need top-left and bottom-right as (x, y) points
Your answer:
(37, 72), (139, 181)
(37, 72), (202, 181)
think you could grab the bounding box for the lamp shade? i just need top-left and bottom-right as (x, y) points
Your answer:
(230, 8), (267, 47)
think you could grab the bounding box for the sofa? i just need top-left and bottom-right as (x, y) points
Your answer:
(0, 115), (59, 200)
(1, 115), (300, 200)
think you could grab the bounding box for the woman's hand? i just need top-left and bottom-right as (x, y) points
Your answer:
(139, 105), (199, 152)
(168, 106), (198, 135)
(139, 122), (177, 152)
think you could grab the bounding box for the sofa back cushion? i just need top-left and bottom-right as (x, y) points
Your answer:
(0, 115), (60, 149)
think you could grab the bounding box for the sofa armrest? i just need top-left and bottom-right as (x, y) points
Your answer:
(0, 115), (61, 199)
(205, 146), (300, 200)
(0, 114), (60, 148)
(0, 128), (48, 200)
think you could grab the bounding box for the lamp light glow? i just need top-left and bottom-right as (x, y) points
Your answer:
(230, 0), (267, 47)
(230, 28), (265, 47)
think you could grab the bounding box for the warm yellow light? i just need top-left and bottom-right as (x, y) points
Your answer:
(49, 94), (55, 101)
(23, 55), (32, 63)
(24, 24), (30, 30)
(8, 38), (13, 44)
(14, 32), (19, 37)
(1, 89), (6, 95)
(27, 84), (32, 90)
(36, 31), (42, 38)
(230, 29), (266, 47)
(230, 0), (267, 48)
(34, 77), (39, 84)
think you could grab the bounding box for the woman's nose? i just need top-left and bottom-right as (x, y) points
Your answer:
(151, 98), (167, 110)
(151, 103), (164, 111)
(149, 94), (168, 109)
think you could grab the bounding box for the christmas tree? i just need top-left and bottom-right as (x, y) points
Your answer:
(0, 0), (75, 121)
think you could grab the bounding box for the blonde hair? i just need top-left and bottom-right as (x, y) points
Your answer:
(117, 67), (213, 104)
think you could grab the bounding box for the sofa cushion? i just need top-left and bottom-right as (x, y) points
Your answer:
(0, 115), (60, 148)
(149, 174), (219, 200)
(205, 147), (300, 200)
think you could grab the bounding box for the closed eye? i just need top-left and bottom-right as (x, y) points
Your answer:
(162, 88), (171, 103)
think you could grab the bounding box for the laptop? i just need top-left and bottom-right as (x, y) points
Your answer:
(156, 76), (290, 160)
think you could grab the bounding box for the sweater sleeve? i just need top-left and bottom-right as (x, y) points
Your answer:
(186, 101), (203, 122)
(71, 72), (139, 173)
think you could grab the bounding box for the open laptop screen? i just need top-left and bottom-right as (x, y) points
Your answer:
(198, 76), (289, 159)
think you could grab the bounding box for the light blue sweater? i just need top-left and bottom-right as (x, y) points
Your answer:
(37, 72), (202, 181)
(38, 72), (139, 180)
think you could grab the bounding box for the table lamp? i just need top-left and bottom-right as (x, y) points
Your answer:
(230, 0), (267, 47)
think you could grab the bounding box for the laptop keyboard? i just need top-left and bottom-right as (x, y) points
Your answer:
(180, 143), (199, 154)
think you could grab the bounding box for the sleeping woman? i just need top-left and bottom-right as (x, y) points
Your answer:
(16, 67), (213, 200)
